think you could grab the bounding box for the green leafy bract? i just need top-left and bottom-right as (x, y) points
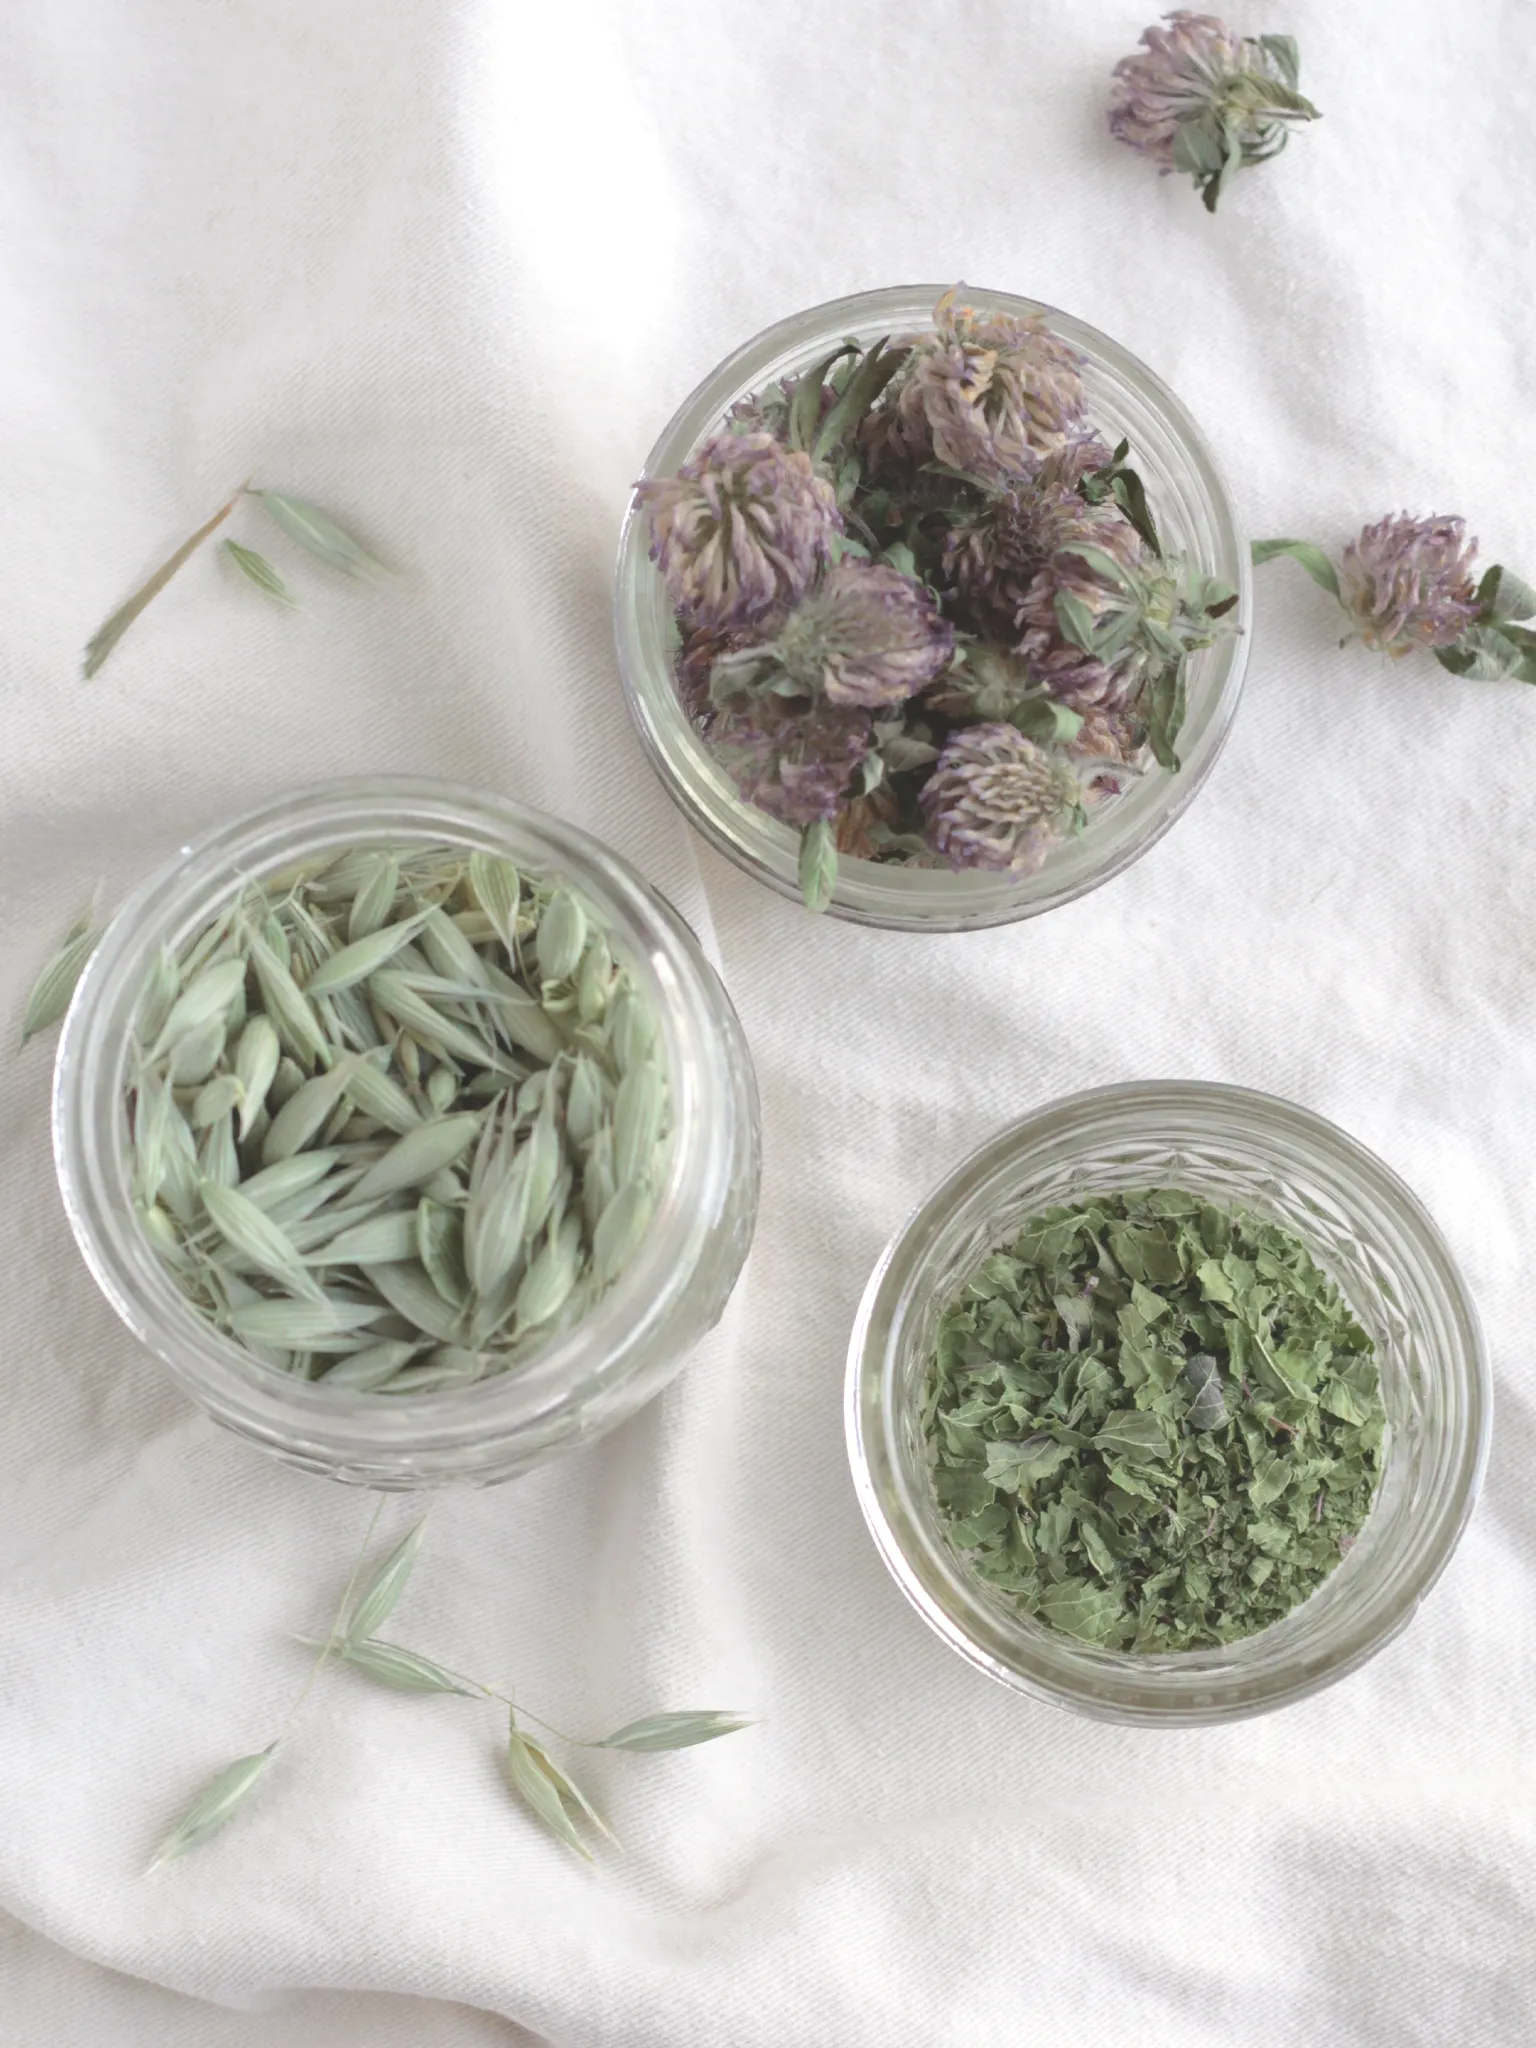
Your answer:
(1251, 538), (1342, 600)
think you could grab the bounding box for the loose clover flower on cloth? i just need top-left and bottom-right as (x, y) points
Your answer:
(638, 288), (1238, 910)
(1109, 12), (1319, 213)
(1254, 519), (1536, 681)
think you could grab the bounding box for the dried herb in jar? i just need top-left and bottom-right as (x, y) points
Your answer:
(923, 1188), (1383, 1650)
(124, 843), (670, 1393)
(638, 287), (1237, 909)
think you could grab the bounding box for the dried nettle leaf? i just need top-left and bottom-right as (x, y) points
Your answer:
(923, 1188), (1383, 1651)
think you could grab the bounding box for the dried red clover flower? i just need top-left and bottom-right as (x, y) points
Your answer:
(770, 560), (955, 709)
(1340, 515), (1481, 656)
(710, 695), (872, 828)
(639, 431), (841, 632)
(1109, 13), (1318, 213)
(919, 723), (1083, 874)
(946, 481), (1144, 658)
(1253, 522), (1536, 684)
(878, 288), (1088, 484)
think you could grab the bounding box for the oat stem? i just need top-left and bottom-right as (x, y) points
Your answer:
(275, 1491), (387, 1743)
(83, 482), (250, 679)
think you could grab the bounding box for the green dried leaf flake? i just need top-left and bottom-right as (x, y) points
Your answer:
(984, 1435), (1074, 1493)
(922, 1189), (1383, 1652)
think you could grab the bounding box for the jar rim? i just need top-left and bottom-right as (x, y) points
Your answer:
(53, 776), (748, 1478)
(615, 283), (1251, 931)
(844, 1079), (1491, 1722)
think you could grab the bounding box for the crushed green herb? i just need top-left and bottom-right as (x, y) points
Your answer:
(923, 1188), (1384, 1651)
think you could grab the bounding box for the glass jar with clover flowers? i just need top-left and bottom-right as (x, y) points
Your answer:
(615, 285), (1251, 931)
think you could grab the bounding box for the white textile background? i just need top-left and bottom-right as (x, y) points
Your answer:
(2, 1), (1534, 2042)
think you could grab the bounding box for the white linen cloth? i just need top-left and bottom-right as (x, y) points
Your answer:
(3, 1), (1534, 2041)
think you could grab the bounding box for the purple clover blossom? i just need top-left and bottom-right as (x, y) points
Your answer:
(876, 289), (1088, 485)
(639, 432), (842, 633)
(1109, 14), (1318, 211)
(1109, 12), (1249, 167)
(772, 560), (955, 709)
(1020, 551), (1230, 715)
(946, 480), (1143, 657)
(710, 694), (872, 827)
(1339, 514), (1482, 656)
(920, 723), (1084, 873)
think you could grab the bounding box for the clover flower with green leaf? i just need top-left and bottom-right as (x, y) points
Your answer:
(1254, 518), (1536, 682)
(1109, 12), (1319, 213)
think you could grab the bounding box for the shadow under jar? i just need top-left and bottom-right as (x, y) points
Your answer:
(846, 1082), (1489, 1723)
(615, 284), (1250, 932)
(53, 779), (761, 1489)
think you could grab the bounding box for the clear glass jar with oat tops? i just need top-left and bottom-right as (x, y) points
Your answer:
(846, 1082), (1489, 1723)
(53, 779), (761, 1489)
(615, 284), (1250, 932)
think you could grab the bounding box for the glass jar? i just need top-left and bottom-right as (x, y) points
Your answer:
(614, 283), (1250, 932)
(845, 1081), (1489, 1723)
(53, 779), (761, 1489)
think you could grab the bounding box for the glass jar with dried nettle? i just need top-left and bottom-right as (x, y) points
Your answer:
(53, 779), (761, 1488)
(615, 284), (1250, 930)
(846, 1082), (1489, 1723)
